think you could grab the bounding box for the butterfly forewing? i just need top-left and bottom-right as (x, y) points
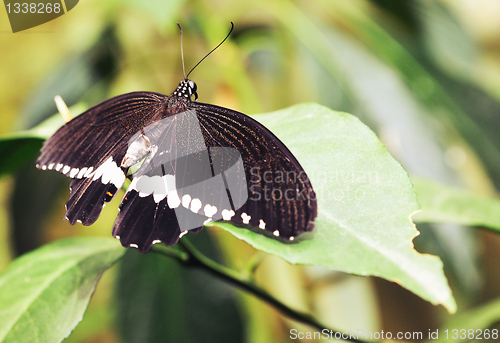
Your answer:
(36, 92), (167, 225)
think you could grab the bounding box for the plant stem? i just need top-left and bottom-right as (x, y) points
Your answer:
(151, 239), (370, 343)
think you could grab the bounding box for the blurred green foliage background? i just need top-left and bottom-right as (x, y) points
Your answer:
(1, 0), (500, 342)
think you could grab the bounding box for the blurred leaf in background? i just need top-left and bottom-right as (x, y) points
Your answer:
(117, 230), (244, 343)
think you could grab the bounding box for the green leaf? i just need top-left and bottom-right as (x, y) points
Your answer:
(429, 297), (500, 343)
(412, 177), (500, 232)
(0, 237), (125, 343)
(211, 103), (456, 312)
(0, 137), (42, 177)
(123, 0), (185, 32)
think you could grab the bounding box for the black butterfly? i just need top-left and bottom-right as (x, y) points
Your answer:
(36, 24), (317, 253)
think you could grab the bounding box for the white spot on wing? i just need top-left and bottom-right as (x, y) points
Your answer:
(69, 168), (79, 178)
(289, 236), (294, 241)
(165, 175), (180, 208)
(190, 198), (202, 213)
(41, 165), (47, 170)
(93, 157), (125, 187)
(179, 231), (188, 238)
(129, 174), (182, 206)
(204, 204), (217, 218)
(222, 209), (235, 221)
(92, 163), (105, 180)
(130, 244), (139, 248)
(153, 192), (165, 202)
(84, 166), (94, 178)
(203, 218), (212, 225)
(153, 183), (167, 203)
(48, 163), (55, 170)
(62, 165), (70, 174)
(55, 163), (63, 171)
(77, 167), (87, 179)
(135, 177), (153, 197)
(259, 219), (266, 229)
(182, 194), (191, 208)
(241, 212), (251, 224)
(273, 230), (279, 237)
(168, 190), (181, 208)
(115, 235), (120, 239)
(152, 239), (161, 244)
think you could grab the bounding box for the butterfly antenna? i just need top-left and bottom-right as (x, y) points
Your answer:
(177, 23), (187, 79)
(186, 22), (234, 80)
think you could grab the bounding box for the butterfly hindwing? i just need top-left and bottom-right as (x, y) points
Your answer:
(65, 177), (118, 225)
(113, 190), (204, 252)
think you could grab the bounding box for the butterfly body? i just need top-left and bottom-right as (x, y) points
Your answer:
(37, 80), (317, 252)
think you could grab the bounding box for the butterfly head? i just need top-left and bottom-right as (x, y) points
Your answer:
(173, 79), (198, 101)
